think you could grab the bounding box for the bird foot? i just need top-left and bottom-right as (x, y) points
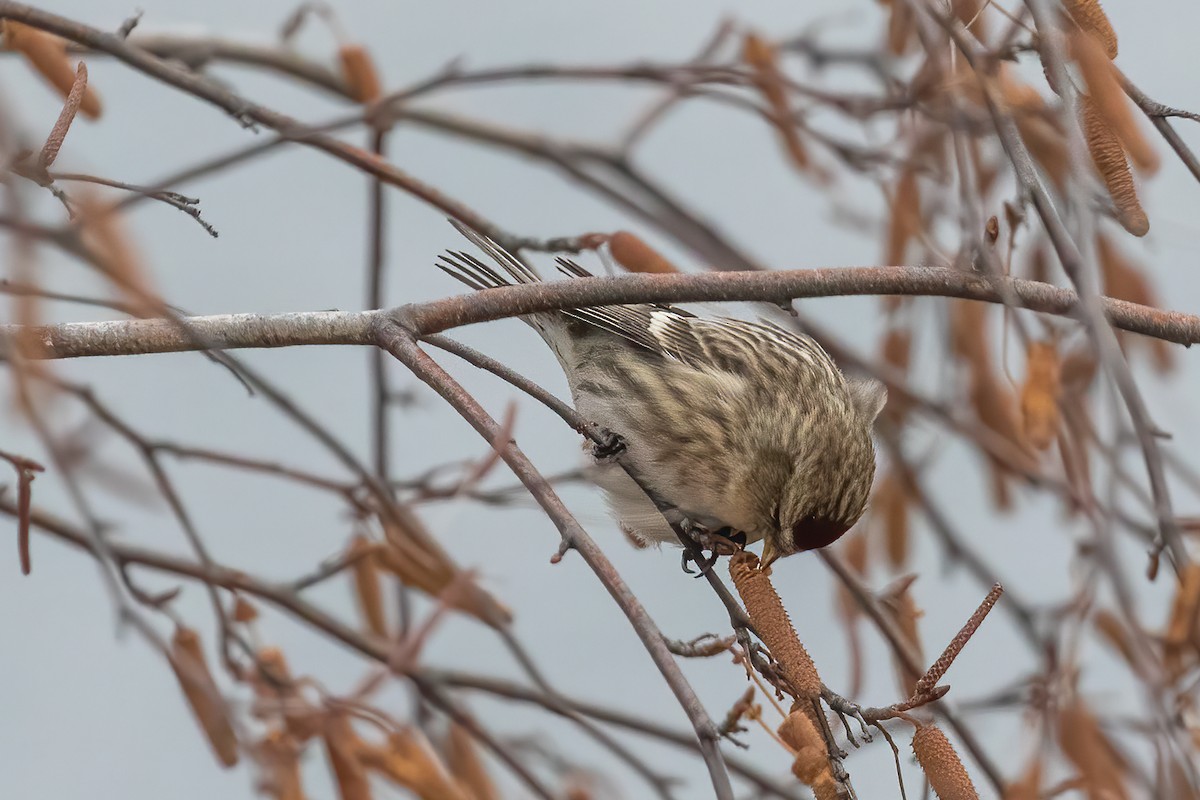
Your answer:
(680, 526), (747, 577)
(589, 427), (626, 461)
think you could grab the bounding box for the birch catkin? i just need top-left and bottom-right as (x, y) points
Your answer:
(912, 724), (980, 800)
(169, 626), (240, 767)
(1063, 0), (1118, 59)
(1081, 98), (1149, 237)
(729, 552), (822, 699)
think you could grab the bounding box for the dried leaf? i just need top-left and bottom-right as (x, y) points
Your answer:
(1, 21), (101, 118)
(258, 729), (307, 800)
(339, 44), (382, 103)
(1093, 609), (1138, 669)
(347, 535), (387, 637)
(1164, 564), (1200, 679)
(608, 231), (679, 274)
(873, 471), (911, 569)
(886, 168), (922, 266)
(885, 0), (916, 55)
(375, 525), (511, 627)
(359, 728), (467, 800)
(742, 32), (809, 171)
(1057, 698), (1130, 800)
(170, 626), (240, 768)
(445, 723), (498, 800)
(322, 714), (372, 800)
(1020, 340), (1061, 451)
(75, 192), (159, 317)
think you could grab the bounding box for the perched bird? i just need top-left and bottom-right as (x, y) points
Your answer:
(437, 222), (886, 566)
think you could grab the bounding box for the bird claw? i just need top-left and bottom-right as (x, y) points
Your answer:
(590, 427), (626, 461)
(679, 526), (746, 576)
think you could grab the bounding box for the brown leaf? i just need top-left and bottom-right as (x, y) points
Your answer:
(322, 714), (372, 800)
(1020, 340), (1061, 451)
(358, 728), (468, 800)
(339, 45), (382, 104)
(2, 21), (102, 118)
(444, 723), (498, 800)
(347, 535), (387, 637)
(608, 231), (679, 274)
(886, 168), (922, 266)
(1057, 698), (1130, 800)
(741, 32), (809, 171)
(170, 626), (240, 767)
(257, 729), (307, 800)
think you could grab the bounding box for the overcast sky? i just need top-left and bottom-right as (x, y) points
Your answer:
(3, 2), (1199, 798)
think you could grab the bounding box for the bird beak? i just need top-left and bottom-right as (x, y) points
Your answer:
(760, 538), (780, 571)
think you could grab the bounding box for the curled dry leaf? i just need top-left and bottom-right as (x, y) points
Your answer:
(1096, 233), (1175, 372)
(232, 595), (260, 623)
(1020, 340), (1061, 451)
(169, 626), (240, 768)
(1092, 609), (1139, 670)
(729, 551), (823, 700)
(1063, 0), (1119, 59)
(608, 231), (679, 274)
(257, 729), (306, 800)
(445, 723), (498, 800)
(1002, 756), (1042, 800)
(1057, 697), (1130, 800)
(1081, 97), (1149, 237)
(375, 524), (512, 628)
(720, 686), (757, 737)
(339, 44), (382, 104)
(886, 167), (922, 266)
(872, 470), (911, 569)
(75, 192), (160, 317)
(358, 728), (467, 800)
(347, 534), (387, 637)
(912, 724), (980, 800)
(1163, 564), (1200, 679)
(1, 21), (101, 118)
(251, 648), (322, 743)
(883, 0), (917, 55)
(741, 32), (809, 171)
(1071, 31), (1158, 174)
(322, 713), (372, 800)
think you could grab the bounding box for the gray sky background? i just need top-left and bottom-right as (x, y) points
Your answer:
(2, 1), (1199, 798)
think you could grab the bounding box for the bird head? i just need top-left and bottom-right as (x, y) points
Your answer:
(761, 377), (886, 567)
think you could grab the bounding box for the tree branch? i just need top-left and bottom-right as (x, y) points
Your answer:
(2, 266), (1196, 360)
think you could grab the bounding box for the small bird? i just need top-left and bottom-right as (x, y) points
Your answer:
(437, 222), (886, 566)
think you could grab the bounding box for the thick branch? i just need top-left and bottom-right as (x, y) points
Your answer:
(2, 267), (1196, 360)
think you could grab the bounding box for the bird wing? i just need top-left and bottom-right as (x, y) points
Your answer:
(436, 222), (843, 390)
(557, 255), (843, 386)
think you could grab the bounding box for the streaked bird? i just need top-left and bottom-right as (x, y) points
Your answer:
(436, 222), (885, 566)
